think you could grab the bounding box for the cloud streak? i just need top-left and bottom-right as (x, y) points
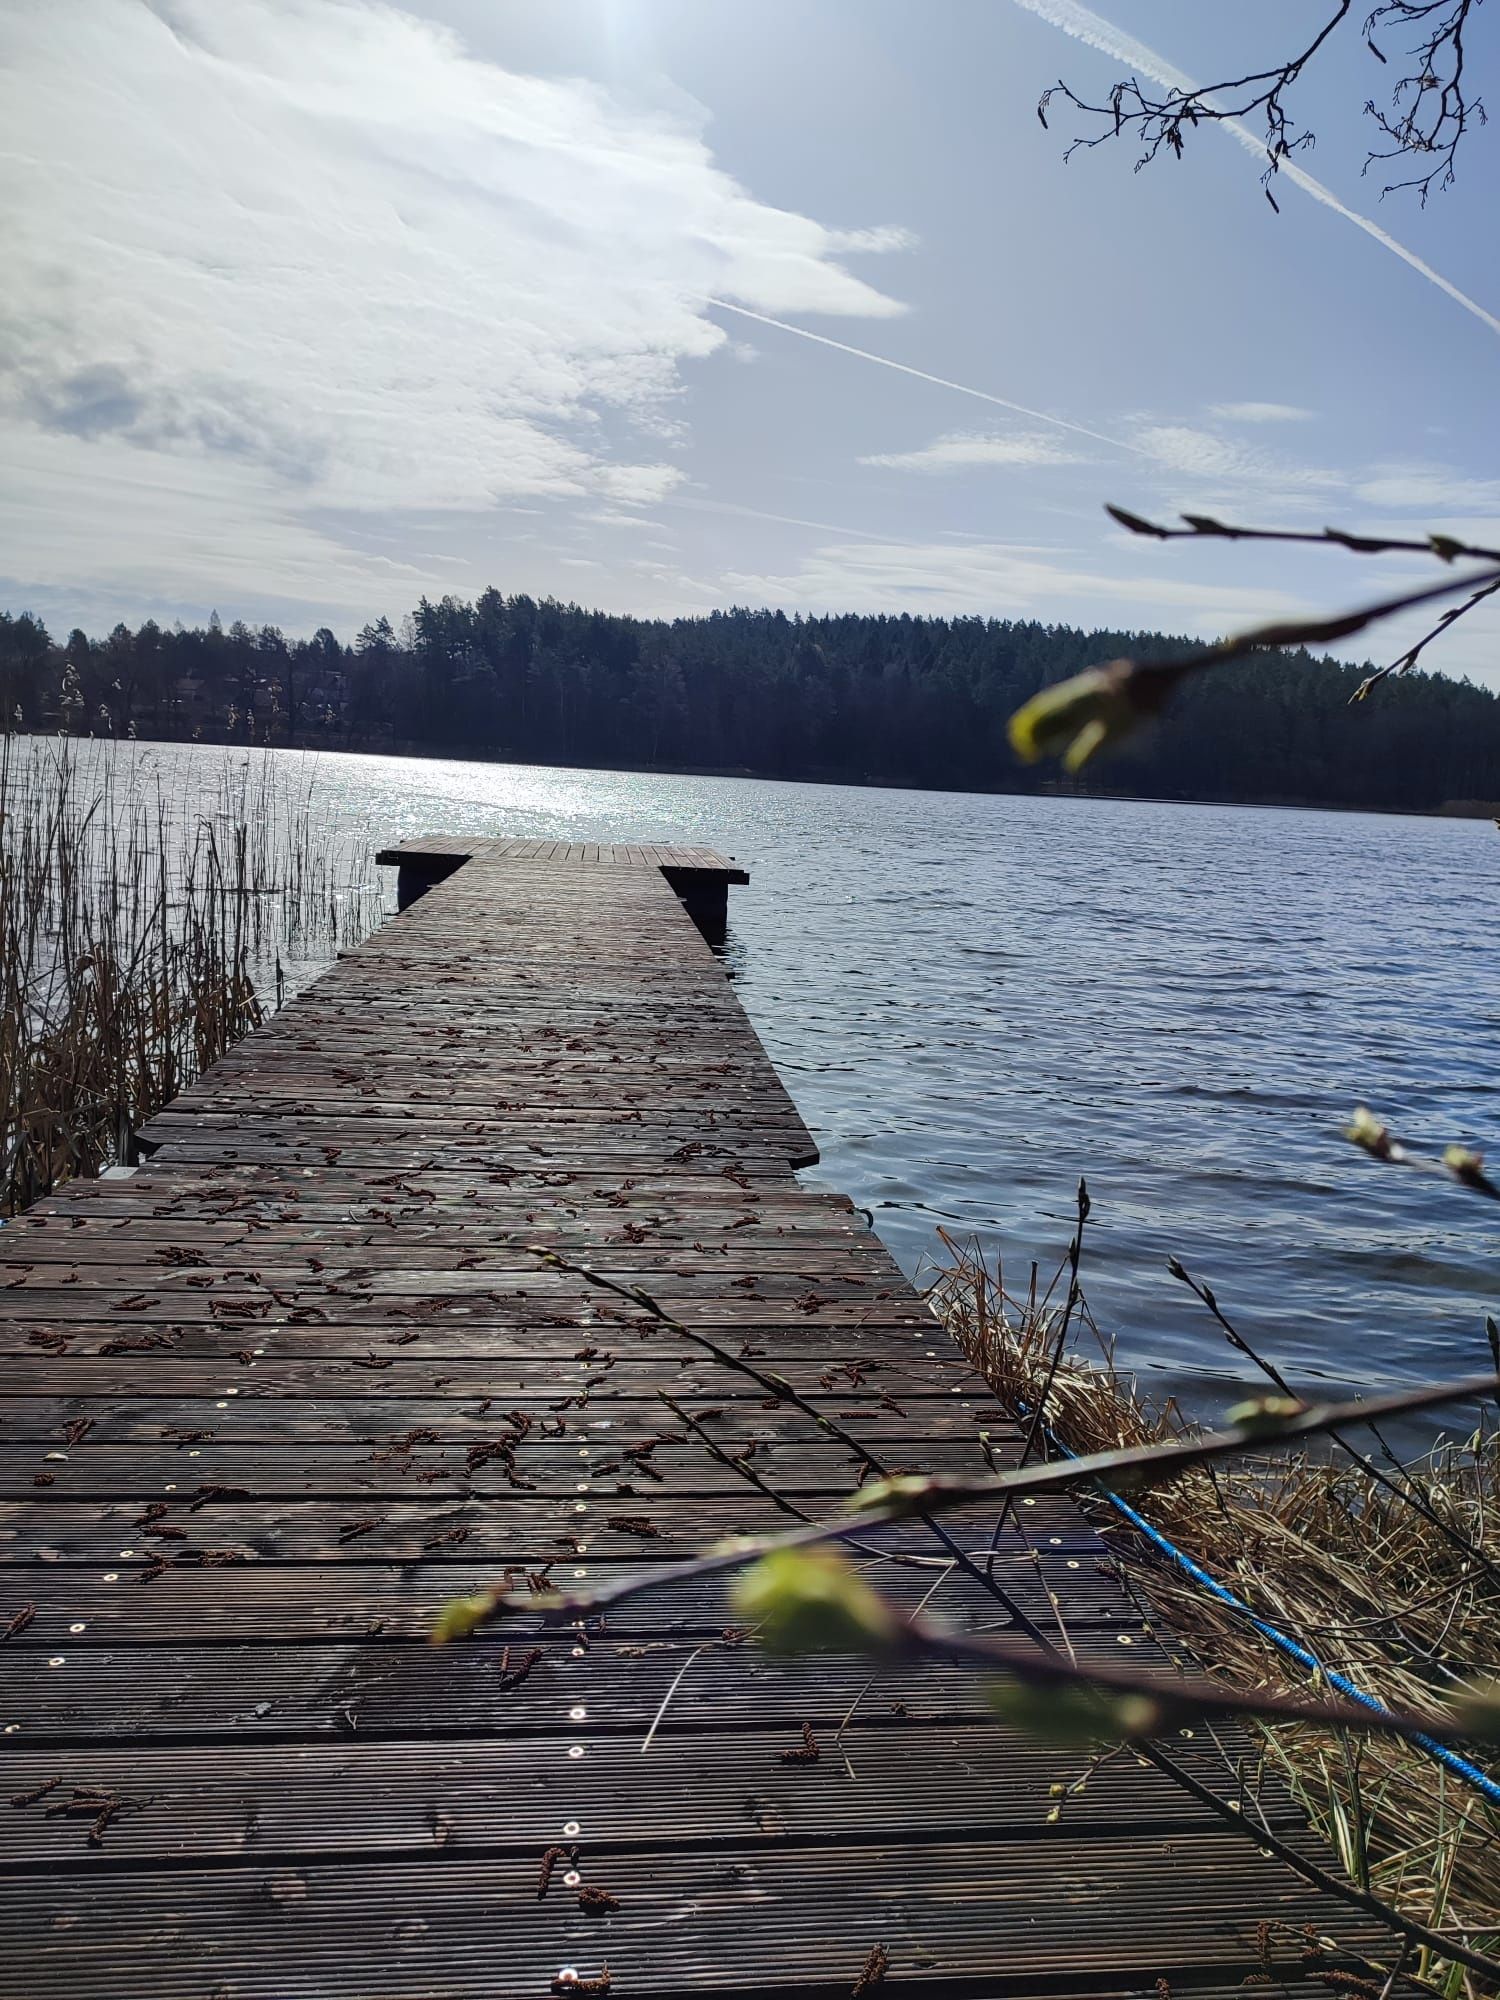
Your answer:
(705, 300), (1141, 452)
(1210, 402), (1314, 424)
(724, 535), (1310, 631)
(1012, 0), (1500, 342)
(860, 431), (1086, 471)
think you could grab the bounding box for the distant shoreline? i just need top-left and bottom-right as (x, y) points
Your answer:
(50, 733), (1500, 824)
(10, 597), (1498, 819)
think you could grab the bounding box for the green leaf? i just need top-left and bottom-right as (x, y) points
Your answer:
(1452, 1675), (1500, 1742)
(989, 1678), (1165, 1745)
(1007, 663), (1155, 772)
(732, 1548), (899, 1657)
(1225, 1394), (1306, 1439)
(1346, 1105), (1392, 1156)
(430, 1592), (492, 1646)
(1443, 1144), (1499, 1198)
(847, 1472), (929, 1514)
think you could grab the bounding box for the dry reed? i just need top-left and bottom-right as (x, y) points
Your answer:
(929, 1233), (1500, 1996)
(0, 735), (384, 1213)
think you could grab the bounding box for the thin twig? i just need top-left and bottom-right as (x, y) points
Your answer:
(1167, 1255), (1500, 1592)
(896, 1611), (1496, 1757)
(987, 1178), (1088, 1570)
(658, 1392), (811, 1522)
(1105, 509), (1500, 567)
(1138, 1739), (1500, 1986)
(507, 1242), (1078, 1617)
(639, 1644), (712, 1756)
(436, 1365), (1500, 1655)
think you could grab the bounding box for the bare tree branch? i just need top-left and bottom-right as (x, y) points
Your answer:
(1364, 0), (1488, 202)
(1137, 1737), (1500, 1984)
(1009, 556), (1500, 769)
(432, 1364), (1500, 1641)
(1038, 2), (1488, 201)
(1166, 1253), (1500, 1587)
(1347, 1106), (1500, 1198)
(1104, 508), (1500, 567)
(1354, 572), (1500, 696)
(898, 1608), (1498, 1769)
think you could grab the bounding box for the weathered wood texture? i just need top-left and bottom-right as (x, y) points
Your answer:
(375, 838), (749, 925)
(0, 844), (1394, 1997)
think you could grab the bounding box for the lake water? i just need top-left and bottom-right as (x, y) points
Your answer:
(116, 740), (1500, 1423)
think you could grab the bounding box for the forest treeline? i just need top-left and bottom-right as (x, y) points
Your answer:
(2, 592), (1497, 811)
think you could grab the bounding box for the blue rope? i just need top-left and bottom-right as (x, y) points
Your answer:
(1017, 1407), (1500, 1809)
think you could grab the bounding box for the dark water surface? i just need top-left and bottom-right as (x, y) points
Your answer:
(133, 741), (1499, 1421)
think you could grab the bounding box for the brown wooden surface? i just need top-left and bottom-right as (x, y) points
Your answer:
(0, 843), (1398, 1998)
(375, 838), (751, 882)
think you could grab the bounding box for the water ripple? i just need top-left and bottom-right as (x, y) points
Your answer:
(127, 745), (1500, 1425)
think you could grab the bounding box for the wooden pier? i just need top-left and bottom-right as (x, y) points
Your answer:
(0, 841), (1399, 1997)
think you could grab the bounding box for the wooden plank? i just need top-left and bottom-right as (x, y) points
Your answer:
(0, 1353), (980, 1400)
(0, 1396), (1002, 1443)
(1, 1841), (1399, 2000)
(0, 1543), (1133, 1642)
(0, 1436), (1009, 1499)
(0, 841), (1395, 1999)
(0, 1727), (1302, 1868)
(0, 1494), (1089, 1562)
(0, 1640), (1196, 1747)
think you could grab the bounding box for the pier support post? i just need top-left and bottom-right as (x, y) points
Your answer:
(665, 872), (729, 946)
(380, 841), (748, 944)
(394, 854), (466, 910)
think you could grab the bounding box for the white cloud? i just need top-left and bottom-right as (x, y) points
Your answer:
(1125, 423), (1347, 515)
(578, 510), (662, 531)
(852, 412), (1354, 519)
(826, 224), (918, 255)
(1352, 465), (1500, 515)
(860, 431), (1086, 472)
(0, 0), (908, 607)
(1134, 425), (1334, 487)
(1210, 402), (1315, 425)
(1123, 423), (1500, 541)
(724, 537), (1309, 632)
(1133, 426), (1242, 480)
(0, 426), (446, 627)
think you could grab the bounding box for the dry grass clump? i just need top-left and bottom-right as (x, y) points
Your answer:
(929, 1232), (1500, 1995)
(0, 735), (384, 1212)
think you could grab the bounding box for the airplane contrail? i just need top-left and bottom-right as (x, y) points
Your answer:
(704, 299), (1142, 453)
(663, 493), (904, 543)
(1012, 0), (1500, 341)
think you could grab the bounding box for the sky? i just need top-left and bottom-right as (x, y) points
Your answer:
(3, 0), (1499, 683)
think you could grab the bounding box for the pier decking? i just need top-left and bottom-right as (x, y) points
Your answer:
(0, 841), (1398, 1997)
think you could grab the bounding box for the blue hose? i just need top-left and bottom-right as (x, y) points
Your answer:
(1019, 1409), (1500, 1810)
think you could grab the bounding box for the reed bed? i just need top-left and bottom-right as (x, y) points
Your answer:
(0, 735), (385, 1213)
(929, 1233), (1500, 1996)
